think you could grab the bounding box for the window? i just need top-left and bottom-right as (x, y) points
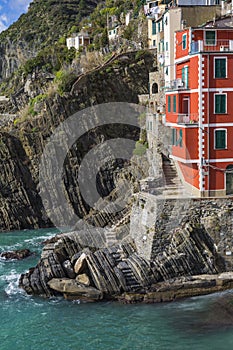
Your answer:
(172, 128), (176, 145)
(172, 129), (182, 147)
(205, 30), (216, 46)
(214, 58), (226, 78)
(168, 96), (171, 112)
(166, 42), (168, 51)
(161, 40), (164, 52)
(158, 22), (160, 32)
(173, 96), (176, 112)
(179, 129), (183, 147)
(182, 34), (187, 50)
(152, 83), (158, 94)
(153, 39), (156, 47)
(215, 129), (227, 149)
(215, 94), (226, 114)
(152, 21), (156, 35)
(182, 66), (189, 88)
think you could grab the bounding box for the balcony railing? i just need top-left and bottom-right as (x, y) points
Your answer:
(190, 40), (233, 54)
(165, 78), (188, 90)
(177, 114), (198, 125)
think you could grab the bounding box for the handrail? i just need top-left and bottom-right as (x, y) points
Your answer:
(190, 40), (233, 54)
(177, 113), (198, 124)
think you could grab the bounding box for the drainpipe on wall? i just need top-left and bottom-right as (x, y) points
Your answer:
(198, 53), (204, 197)
(207, 53), (210, 198)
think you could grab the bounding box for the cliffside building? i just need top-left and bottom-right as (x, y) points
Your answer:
(66, 31), (90, 50)
(165, 17), (233, 197)
(108, 26), (120, 41)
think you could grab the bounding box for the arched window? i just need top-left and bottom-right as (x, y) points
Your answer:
(152, 83), (158, 94)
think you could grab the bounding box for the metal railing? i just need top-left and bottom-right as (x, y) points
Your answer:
(177, 114), (198, 125)
(190, 40), (233, 54)
(165, 79), (188, 90)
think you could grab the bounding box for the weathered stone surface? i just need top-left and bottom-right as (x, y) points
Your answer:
(74, 253), (88, 275)
(76, 274), (90, 286)
(47, 278), (103, 301)
(119, 273), (233, 304)
(1, 249), (33, 260)
(0, 51), (153, 232)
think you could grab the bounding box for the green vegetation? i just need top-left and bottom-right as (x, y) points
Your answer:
(55, 69), (77, 95)
(28, 94), (47, 116)
(0, 0), (148, 103)
(0, 0), (99, 49)
(133, 140), (148, 156)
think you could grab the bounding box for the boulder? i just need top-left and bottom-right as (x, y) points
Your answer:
(76, 273), (90, 286)
(62, 260), (76, 279)
(74, 253), (88, 274)
(47, 278), (103, 301)
(1, 249), (33, 260)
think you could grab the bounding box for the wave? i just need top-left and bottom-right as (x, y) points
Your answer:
(0, 232), (56, 254)
(3, 270), (27, 297)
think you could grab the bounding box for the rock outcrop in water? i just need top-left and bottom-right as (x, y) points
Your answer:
(19, 218), (228, 301)
(1, 249), (33, 260)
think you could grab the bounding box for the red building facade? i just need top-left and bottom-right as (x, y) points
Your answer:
(165, 20), (233, 197)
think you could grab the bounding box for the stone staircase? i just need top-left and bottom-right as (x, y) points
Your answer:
(161, 157), (189, 198)
(105, 211), (131, 246)
(162, 157), (181, 188)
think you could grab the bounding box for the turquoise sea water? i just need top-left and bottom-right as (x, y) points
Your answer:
(1, 229), (233, 350)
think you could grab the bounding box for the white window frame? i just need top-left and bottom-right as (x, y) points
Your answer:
(205, 30), (216, 46)
(214, 93), (227, 114)
(214, 128), (227, 150)
(214, 57), (227, 78)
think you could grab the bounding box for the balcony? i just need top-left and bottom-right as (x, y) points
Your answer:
(166, 78), (188, 90)
(190, 40), (233, 54)
(177, 114), (198, 125)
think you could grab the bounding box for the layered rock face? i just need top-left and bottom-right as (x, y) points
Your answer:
(0, 51), (153, 231)
(19, 217), (226, 301)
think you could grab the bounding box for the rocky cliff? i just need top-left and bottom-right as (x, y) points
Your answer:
(0, 0), (100, 80)
(0, 50), (154, 232)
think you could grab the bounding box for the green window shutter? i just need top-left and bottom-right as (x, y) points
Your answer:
(182, 67), (185, 82)
(215, 94), (226, 113)
(173, 96), (176, 112)
(182, 67), (189, 88)
(182, 34), (187, 50)
(172, 129), (176, 145)
(168, 96), (171, 112)
(179, 129), (183, 147)
(152, 21), (156, 35)
(215, 130), (226, 149)
(215, 58), (226, 78)
(158, 22), (160, 32)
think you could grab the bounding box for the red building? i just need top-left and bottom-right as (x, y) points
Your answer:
(165, 17), (233, 197)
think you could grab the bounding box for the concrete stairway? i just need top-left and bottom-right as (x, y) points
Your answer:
(162, 158), (181, 188)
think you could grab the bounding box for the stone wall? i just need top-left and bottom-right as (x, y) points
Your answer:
(130, 193), (233, 270)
